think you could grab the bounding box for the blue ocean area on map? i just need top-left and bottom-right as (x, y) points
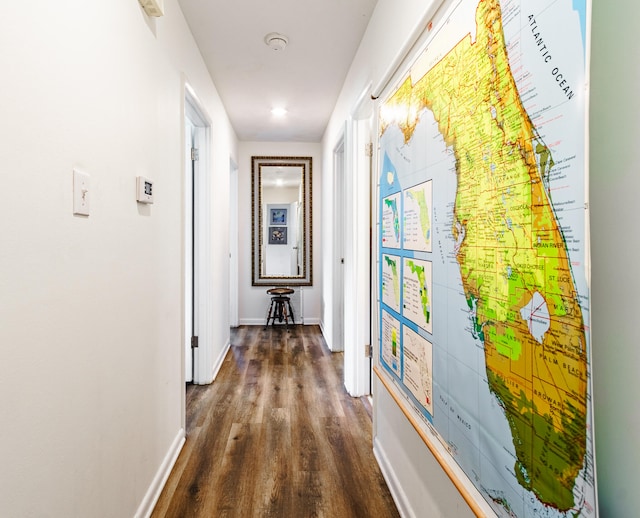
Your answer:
(380, 152), (402, 199)
(376, 0), (595, 515)
(573, 0), (587, 50)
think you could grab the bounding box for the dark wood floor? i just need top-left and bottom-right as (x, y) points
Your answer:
(152, 325), (400, 518)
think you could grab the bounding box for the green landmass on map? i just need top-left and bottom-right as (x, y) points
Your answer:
(406, 260), (431, 324)
(384, 198), (400, 242)
(406, 188), (431, 244)
(381, 0), (588, 511)
(384, 256), (400, 307)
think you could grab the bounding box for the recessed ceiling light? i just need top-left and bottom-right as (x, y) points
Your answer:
(271, 107), (287, 117)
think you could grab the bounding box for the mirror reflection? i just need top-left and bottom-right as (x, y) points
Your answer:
(252, 156), (312, 286)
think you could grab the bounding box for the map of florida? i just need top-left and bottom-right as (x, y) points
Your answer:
(384, 197), (401, 242)
(383, 255), (400, 307)
(406, 260), (431, 325)
(406, 187), (431, 246)
(381, 0), (587, 511)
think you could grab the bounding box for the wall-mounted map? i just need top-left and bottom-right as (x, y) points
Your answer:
(376, 0), (595, 516)
(381, 310), (401, 376)
(381, 192), (402, 249)
(403, 180), (433, 252)
(382, 254), (401, 314)
(402, 257), (432, 334)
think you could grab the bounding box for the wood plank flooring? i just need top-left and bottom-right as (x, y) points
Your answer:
(152, 325), (400, 518)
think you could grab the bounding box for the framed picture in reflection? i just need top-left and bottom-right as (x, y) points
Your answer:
(270, 208), (287, 225)
(268, 226), (287, 245)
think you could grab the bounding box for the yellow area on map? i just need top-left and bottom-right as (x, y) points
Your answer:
(380, 0), (587, 510)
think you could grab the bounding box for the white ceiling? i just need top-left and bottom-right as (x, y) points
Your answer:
(177, 0), (378, 142)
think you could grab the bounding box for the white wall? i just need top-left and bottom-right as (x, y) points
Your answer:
(237, 141), (322, 325)
(322, 0), (474, 513)
(0, 1), (236, 516)
(321, 0), (441, 352)
(322, 0), (639, 516)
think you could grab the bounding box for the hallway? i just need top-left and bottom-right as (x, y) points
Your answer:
(152, 325), (400, 517)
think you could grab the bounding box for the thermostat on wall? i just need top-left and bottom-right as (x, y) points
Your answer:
(136, 176), (154, 204)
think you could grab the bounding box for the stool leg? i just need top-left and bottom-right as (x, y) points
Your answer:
(282, 303), (289, 332)
(264, 299), (275, 329)
(286, 300), (295, 326)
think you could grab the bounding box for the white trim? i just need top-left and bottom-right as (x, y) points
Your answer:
(332, 132), (346, 353)
(373, 436), (414, 518)
(239, 318), (269, 326)
(343, 89), (373, 396)
(229, 158), (239, 327)
(135, 428), (186, 518)
(184, 84), (215, 386)
(319, 319), (327, 338)
(197, 338), (231, 385)
(238, 319), (321, 327)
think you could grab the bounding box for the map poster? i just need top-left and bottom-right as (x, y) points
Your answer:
(402, 326), (433, 416)
(403, 180), (433, 252)
(382, 254), (401, 314)
(376, 0), (595, 516)
(381, 192), (401, 249)
(402, 257), (433, 334)
(381, 310), (401, 376)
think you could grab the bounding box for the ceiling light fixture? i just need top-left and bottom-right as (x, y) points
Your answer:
(271, 107), (287, 117)
(264, 32), (289, 51)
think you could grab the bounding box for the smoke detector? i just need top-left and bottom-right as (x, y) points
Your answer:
(264, 33), (289, 51)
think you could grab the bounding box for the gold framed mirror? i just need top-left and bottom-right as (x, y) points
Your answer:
(251, 156), (312, 286)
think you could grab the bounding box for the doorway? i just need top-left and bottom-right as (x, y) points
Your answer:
(229, 158), (239, 328)
(341, 86), (374, 397)
(184, 88), (211, 385)
(332, 138), (346, 353)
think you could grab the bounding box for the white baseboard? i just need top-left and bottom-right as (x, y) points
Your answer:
(135, 428), (186, 518)
(211, 338), (230, 382)
(373, 436), (414, 518)
(196, 339), (231, 385)
(239, 318), (268, 326)
(238, 318), (320, 326)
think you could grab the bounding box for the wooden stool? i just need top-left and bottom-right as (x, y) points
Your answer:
(264, 288), (295, 330)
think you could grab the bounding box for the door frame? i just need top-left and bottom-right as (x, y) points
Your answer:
(342, 84), (374, 396)
(229, 158), (239, 327)
(332, 135), (346, 353)
(183, 81), (213, 400)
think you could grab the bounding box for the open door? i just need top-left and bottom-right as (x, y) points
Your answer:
(332, 138), (345, 352)
(184, 89), (211, 385)
(184, 116), (201, 382)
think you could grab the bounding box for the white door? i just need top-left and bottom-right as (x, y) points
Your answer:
(289, 201), (299, 275)
(229, 159), (239, 327)
(184, 118), (204, 382)
(184, 95), (208, 384)
(333, 139), (345, 352)
(184, 117), (195, 382)
(342, 89), (374, 397)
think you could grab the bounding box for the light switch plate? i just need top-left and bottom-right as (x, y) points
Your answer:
(73, 169), (90, 216)
(138, 0), (164, 17)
